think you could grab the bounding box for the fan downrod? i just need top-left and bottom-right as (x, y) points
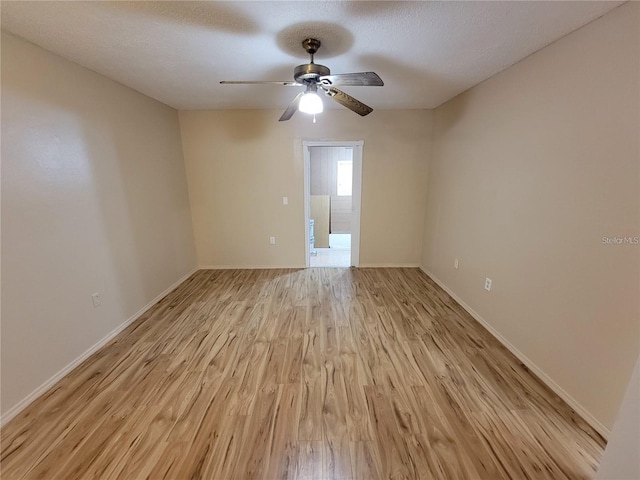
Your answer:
(294, 38), (330, 83)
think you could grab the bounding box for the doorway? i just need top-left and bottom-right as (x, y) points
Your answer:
(303, 141), (363, 267)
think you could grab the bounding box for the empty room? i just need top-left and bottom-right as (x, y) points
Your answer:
(1, 1), (638, 479)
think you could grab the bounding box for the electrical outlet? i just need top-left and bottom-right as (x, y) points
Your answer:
(454, 258), (459, 269)
(269, 236), (276, 245)
(484, 278), (492, 291)
(282, 196), (288, 205)
(91, 292), (101, 308)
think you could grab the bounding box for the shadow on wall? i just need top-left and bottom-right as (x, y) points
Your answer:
(211, 106), (276, 142)
(432, 90), (472, 133)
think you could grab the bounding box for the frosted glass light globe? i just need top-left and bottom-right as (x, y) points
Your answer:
(299, 92), (323, 114)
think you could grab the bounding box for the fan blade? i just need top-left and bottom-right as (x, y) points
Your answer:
(279, 92), (304, 121)
(319, 72), (384, 87)
(220, 81), (302, 86)
(325, 87), (373, 116)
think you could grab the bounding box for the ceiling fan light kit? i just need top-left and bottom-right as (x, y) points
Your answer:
(220, 38), (383, 122)
(298, 85), (323, 114)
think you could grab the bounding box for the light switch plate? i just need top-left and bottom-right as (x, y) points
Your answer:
(91, 292), (101, 307)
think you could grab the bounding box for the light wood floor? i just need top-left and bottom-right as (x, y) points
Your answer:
(1, 268), (605, 479)
(310, 249), (350, 268)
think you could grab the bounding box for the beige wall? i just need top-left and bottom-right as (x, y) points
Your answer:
(1, 32), (197, 417)
(596, 354), (640, 479)
(421, 2), (639, 432)
(179, 109), (431, 268)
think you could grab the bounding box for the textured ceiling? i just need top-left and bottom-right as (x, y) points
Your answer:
(1, 1), (624, 111)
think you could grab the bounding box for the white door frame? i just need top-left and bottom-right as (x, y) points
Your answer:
(303, 140), (364, 267)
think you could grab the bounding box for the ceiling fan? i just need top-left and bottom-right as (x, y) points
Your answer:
(220, 38), (384, 121)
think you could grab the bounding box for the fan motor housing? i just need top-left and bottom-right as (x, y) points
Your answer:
(294, 63), (330, 83)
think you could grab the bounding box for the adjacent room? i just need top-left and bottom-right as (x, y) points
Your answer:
(310, 145), (354, 268)
(1, 1), (638, 479)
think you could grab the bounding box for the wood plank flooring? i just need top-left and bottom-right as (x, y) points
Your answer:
(1, 268), (605, 479)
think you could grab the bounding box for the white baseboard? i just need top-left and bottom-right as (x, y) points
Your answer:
(199, 264), (420, 270)
(358, 263), (420, 268)
(0, 267), (198, 427)
(419, 266), (611, 439)
(199, 264), (306, 270)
